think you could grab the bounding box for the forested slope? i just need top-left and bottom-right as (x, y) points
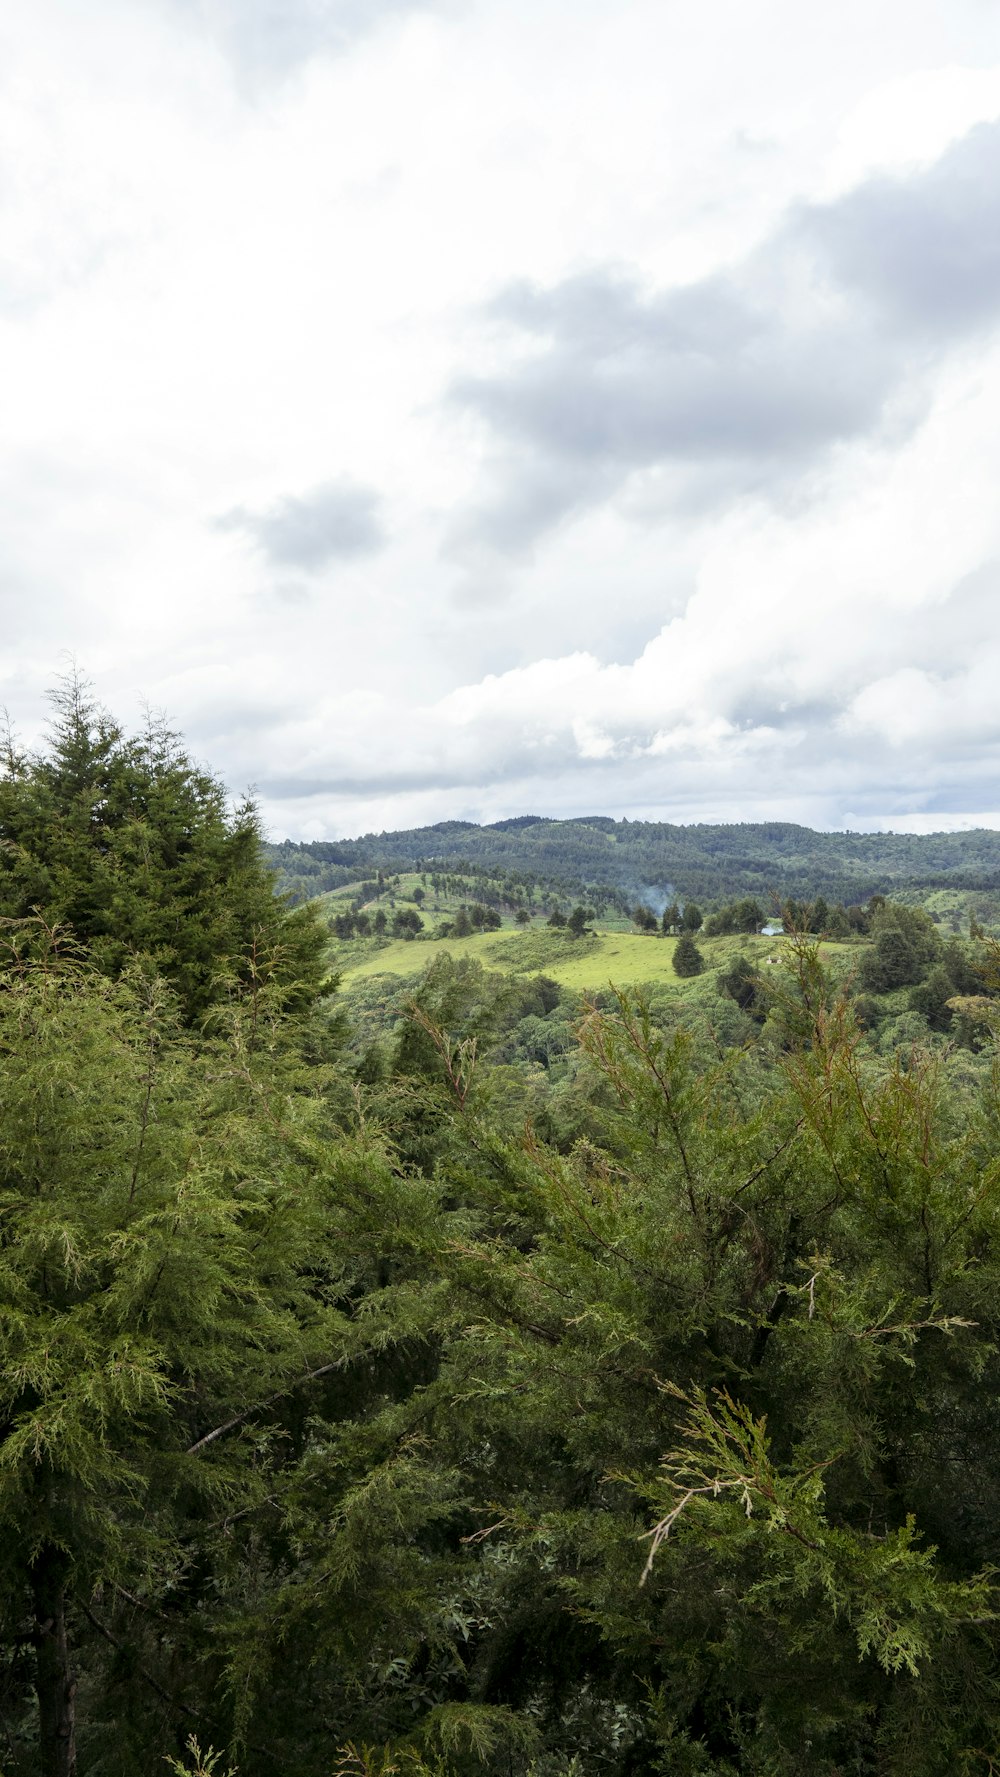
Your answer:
(266, 815), (1000, 907)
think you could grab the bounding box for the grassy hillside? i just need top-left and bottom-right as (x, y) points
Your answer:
(311, 855), (980, 1060)
(329, 924), (854, 998)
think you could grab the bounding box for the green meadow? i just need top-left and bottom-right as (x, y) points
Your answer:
(328, 923), (855, 999)
(313, 866), (859, 1013)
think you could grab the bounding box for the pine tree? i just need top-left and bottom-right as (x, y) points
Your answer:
(672, 931), (705, 975)
(0, 674), (327, 1023)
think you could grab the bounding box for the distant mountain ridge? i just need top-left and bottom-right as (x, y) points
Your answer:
(264, 817), (1000, 907)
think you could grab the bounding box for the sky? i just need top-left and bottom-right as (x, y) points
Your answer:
(4, 1), (1000, 840)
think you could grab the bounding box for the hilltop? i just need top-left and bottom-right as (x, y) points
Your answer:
(265, 815), (1000, 911)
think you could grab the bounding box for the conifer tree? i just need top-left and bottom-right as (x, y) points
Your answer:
(372, 961), (1000, 1776)
(672, 931), (705, 975)
(0, 674), (326, 1022)
(0, 927), (351, 1769)
(0, 920), (467, 1774)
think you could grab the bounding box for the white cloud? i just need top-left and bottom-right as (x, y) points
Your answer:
(826, 64), (1000, 194)
(3, 0), (1000, 837)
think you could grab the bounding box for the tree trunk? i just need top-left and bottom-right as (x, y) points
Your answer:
(32, 1547), (77, 1777)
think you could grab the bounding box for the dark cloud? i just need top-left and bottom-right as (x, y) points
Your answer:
(169, 0), (446, 79)
(219, 479), (385, 569)
(801, 121), (1000, 336)
(453, 271), (892, 537)
(451, 120), (1000, 552)
(448, 454), (611, 554)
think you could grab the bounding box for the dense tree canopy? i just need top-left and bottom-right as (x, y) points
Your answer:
(3, 687), (1000, 1776)
(266, 817), (1000, 910)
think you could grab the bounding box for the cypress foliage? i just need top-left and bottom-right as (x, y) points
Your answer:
(386, 962), (1000, 1775)
(0, 935), (331, 1767)
(0, 674), (327, 1022)
(3, 684), (1000, 1775)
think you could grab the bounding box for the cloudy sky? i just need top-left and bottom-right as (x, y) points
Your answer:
(4, 0), (1000, 838)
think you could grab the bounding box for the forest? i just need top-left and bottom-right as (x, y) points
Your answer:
(265, 817), (1000, 911)
(2, 684), (1000, 1776)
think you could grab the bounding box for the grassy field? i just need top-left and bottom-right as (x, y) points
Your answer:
(328, 925), (856, 999)
(315, 866), (861, 1008)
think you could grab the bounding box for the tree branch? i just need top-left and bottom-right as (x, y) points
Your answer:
(186, 1358), (347, 1455)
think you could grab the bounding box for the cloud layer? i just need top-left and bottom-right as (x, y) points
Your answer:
(219, 480), (385, 567)
(237, 541), (1000, 838)
(451, 120), (1000, 551)
(2, 0), (1000, 839)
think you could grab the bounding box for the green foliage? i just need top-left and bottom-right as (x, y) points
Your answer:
(716, 952), (763, 1016)
(673, 933), (705, 976)
(165, 1738), (236, 1777)
(393, 908), (424, 939)
(632, 905), (659, 933)
(266, 818), (1000, 909)
(393, 954), (520, 1082)
(908, 963), (960, 1032)
(378, 959), (995, 1774)
(0, 926), (362, 1769)
(703, 898), (764, 937)
(859, 903), (941, 994)
(0, 674), (327, 1023)
(8, 686), (1000, 1775)
(639, 1385), (990, 1677)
